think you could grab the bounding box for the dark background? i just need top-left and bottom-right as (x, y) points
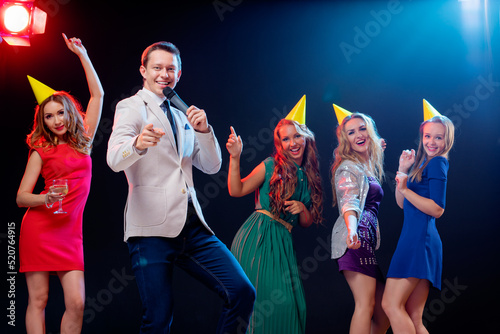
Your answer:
(2, 0), (499, 333)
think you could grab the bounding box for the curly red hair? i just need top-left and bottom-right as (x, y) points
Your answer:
(269, 119), (323, 224)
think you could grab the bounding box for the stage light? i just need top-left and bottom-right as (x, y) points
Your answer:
(0, 0), (47, 46)
(459, 0), (482, 12)
(459, 0), (483, 32)
(4, 4), (29, 32)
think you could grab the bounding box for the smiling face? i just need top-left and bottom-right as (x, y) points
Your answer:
(278, 124), (306, 165)
(422, 121), (446, 157)
(43, 100), (67, 140)
(140, 49), (181, 98)
(345, 117), (370, 161)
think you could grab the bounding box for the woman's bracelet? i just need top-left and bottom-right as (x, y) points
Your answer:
(301, 202), (311, 221)
(45, 194), (54, 209)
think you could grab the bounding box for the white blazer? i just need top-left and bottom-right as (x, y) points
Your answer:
(107, 89), (222, 240)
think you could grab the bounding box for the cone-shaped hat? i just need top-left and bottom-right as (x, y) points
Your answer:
(285, 95), (306, 125)
(28, 75), (56, 105)
(333, 103), (352, 124)
(423, 99), (441, 121)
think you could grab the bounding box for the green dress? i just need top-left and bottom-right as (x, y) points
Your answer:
(231, 157), (312, 334)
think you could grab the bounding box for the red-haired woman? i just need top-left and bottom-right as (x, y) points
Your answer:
(16, 34), (103, 333)
(226, 119), (323, 334)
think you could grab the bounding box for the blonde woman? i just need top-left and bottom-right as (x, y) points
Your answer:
(382, 115), (455, 334)
(331, 112), (389, 334)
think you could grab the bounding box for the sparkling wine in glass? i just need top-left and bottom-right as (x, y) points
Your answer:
(50, 179), (68, 214)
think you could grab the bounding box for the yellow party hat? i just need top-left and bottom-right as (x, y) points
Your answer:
(28, 75), (56, 105)
(423, 99), (441, 121)
(285, 95), (306, 125)
(333, 103), (352, 124)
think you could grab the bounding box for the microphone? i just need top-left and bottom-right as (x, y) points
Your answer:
(163, 87), (189, 114)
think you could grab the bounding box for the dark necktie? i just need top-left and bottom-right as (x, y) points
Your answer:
(160, 100), (177, 148)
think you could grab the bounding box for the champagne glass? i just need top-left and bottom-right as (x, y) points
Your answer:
(50, 179), (68, 214)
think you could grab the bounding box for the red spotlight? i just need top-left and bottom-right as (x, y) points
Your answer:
(0, 0), (47, 46)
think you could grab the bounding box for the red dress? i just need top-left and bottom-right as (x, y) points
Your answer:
(19, 143), (91, 272)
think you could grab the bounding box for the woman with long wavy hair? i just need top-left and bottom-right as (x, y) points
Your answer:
(331, 112), (389, 334)
(16, 34), (103, 334)
(226, 118), (323, 333)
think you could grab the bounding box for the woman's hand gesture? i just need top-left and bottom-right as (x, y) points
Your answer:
(398, 149), (415, 174)
(62, 33), (88, 58)
(226, 126), (243, 158)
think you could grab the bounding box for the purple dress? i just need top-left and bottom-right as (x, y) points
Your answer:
(337, 177), (384, 281)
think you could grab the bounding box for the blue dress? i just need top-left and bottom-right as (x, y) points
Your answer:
(387, 156), (449, 289)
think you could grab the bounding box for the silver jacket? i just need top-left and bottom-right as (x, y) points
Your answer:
(331, 160), (380, 259)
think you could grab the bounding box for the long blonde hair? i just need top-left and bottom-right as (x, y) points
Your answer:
(331, 113), (385, 206)
(27, 92), (91, 155)
(269, 119), (323, 224)
(409, 115), (455, 182)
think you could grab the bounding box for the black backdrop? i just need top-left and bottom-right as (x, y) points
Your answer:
(3, 0), (499, 333)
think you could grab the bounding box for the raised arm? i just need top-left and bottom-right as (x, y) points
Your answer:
(62, 33), (104, 143)
(395, 149), (415, 209)
(226, 126), (265, 197)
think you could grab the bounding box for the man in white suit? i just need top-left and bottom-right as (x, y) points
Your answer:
(107, 41), (255, 334)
